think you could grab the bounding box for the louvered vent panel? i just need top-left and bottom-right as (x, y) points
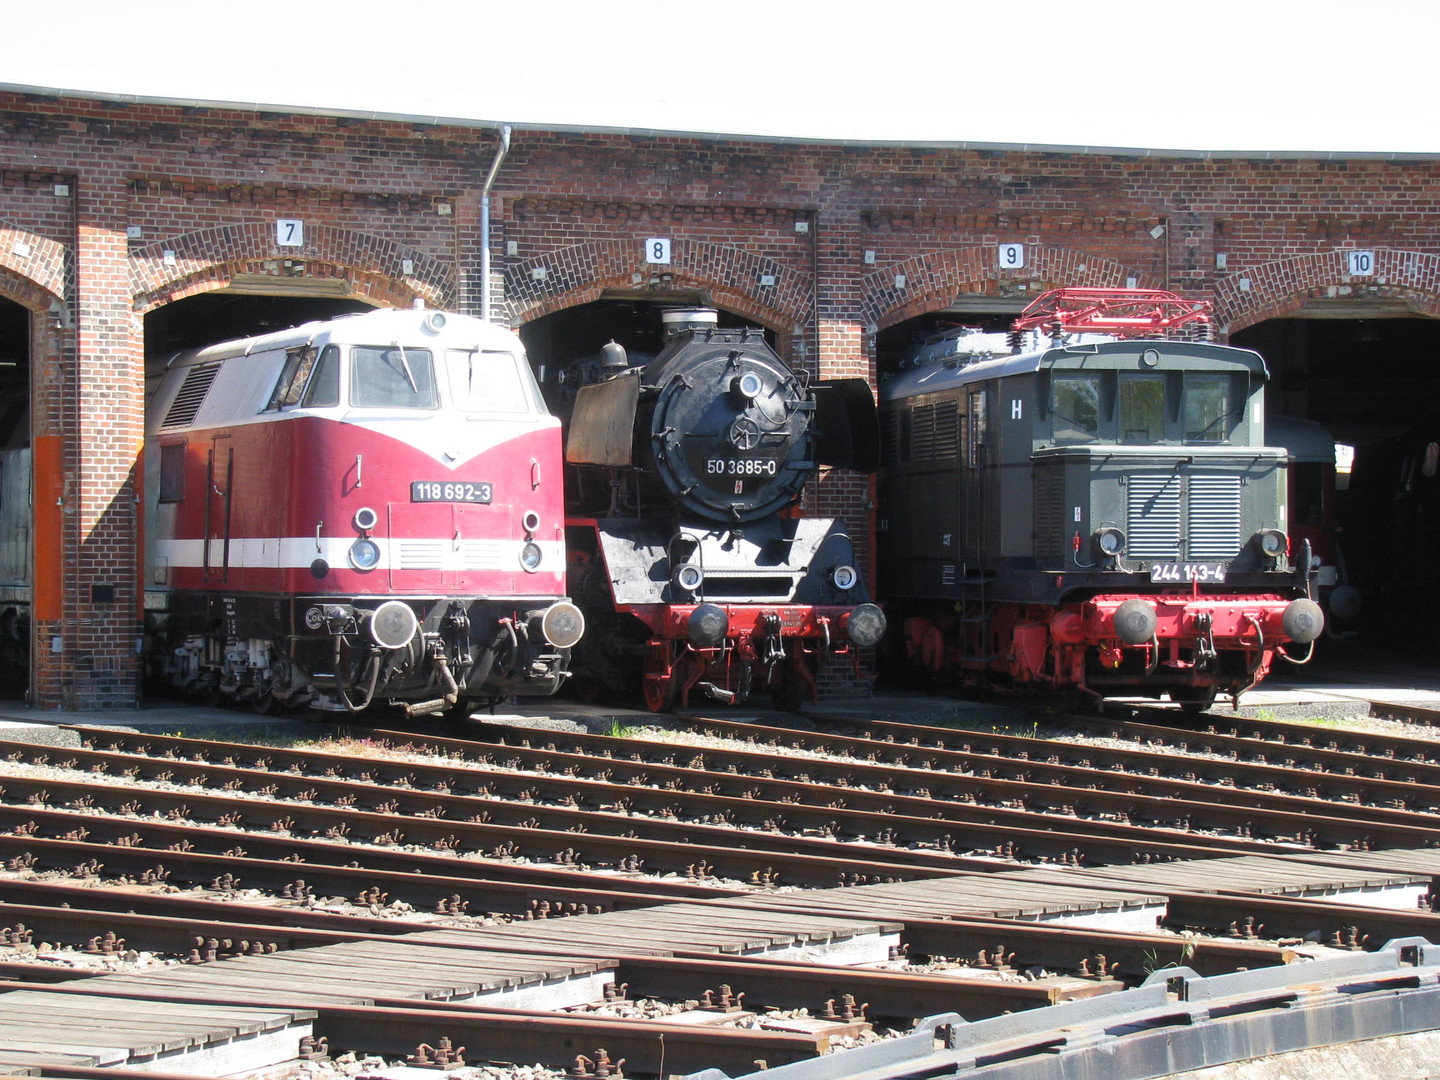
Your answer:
(1188, 475), (1243, 558)
(461, 541), (504, 570)
(931, 401), (960, 460)
(1034, 474), (1064, 554)
(1127, 474), (1182, 558)
(880, 412), (903, 466)
(161, 363), (222, 429)
(397, 541), (446, 570)
(910, 404), (936, 461)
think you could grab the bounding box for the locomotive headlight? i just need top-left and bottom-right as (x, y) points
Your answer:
(348, 538), (381, 571)
(829, 564), (859, 592)
(730, 371), (764, 403)
(672, 563), (704, 593)
(367, 600), (419, 650)
(1094, 527), (1126, 558)
(1256, 529), (1288, 559)
(423, 311), (448, 334)
(842, 603), (887, 648)
(522, 510), (541, 535)
(520, 542), (544, 573)
(353, 506), (378, 532)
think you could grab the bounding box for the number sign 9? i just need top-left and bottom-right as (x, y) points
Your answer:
(1347, 250), (1375, 277)
(998, 243), (1025, 269)
(646, 238), (672, 265)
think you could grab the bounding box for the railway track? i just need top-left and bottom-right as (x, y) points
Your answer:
(0, 699), (1436, 1077)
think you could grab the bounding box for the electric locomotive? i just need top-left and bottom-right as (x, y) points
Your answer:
(144, 308), (583, 716)
(561, 308), (886, 711)
(879, 288), (1323, 710)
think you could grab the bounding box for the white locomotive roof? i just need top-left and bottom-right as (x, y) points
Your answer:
(882, 335), (1268, 402)
(881, 333), (1111, 401)
(167, 307), (521, 369)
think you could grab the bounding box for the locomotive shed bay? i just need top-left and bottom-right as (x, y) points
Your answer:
(0, 685), (1437, 1079)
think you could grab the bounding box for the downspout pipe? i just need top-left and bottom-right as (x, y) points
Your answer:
(480, 124), (512, 323)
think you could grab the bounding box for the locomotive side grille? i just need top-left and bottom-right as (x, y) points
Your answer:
(1188, 474), (1243, 558)
(880, 411), (903, 467)
(1126, 474), (1182, 558)
(1033, 473), (1064, 554)
(908, 401), (960, 461)
(931, 400), (960, 460)
(459, 541), (505, 569)
(397, 540), (447, 569)
(161, 363), (222, 429)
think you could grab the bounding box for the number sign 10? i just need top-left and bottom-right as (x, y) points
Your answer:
(1347, 250), (1375, 277)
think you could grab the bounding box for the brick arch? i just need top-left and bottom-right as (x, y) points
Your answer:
(503, 239), (812, 335)
(0, 226), (66, 309)
(861, 245), (1151, 330)
(128, 223), (454, 314)
(1217, 249), (1440, 335)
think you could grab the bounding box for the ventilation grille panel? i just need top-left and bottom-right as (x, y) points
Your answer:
(161, 363), (222, 429)
(1188, 474), (1243, 558)
(1126, 474), (1182, 559)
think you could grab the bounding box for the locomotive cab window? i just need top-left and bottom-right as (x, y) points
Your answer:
(352, 345), (438, 409)
(1050, 374), (1102, 443)
(301, 345), (341, 408)
(266, 347), (319, 410)
(1119, 373), (1166, 442)
(157, 442), (186, 502)
(446, 349), (531, 413)
(1184, 373), (1233, 443)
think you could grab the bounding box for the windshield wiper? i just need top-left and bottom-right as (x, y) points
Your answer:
(393, 340), (419, 394)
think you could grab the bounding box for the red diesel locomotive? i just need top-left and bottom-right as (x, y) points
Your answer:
(143, 308), (583, 716)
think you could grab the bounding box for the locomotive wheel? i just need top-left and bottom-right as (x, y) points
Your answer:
(1170, 687), (1217, 714)
(773, 654), (818, 712)
(642, 667), (681, 713)
(444, 699), (476, 722)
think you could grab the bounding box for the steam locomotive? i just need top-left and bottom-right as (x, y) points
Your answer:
(143, 308), (583, 716)
(560, 308), (886, 711)
(878, 288), (1323, 710)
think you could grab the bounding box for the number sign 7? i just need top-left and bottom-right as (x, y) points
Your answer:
(277, 219), (304, 247)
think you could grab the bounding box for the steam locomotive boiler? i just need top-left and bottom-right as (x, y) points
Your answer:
(879, 288), (1324, 710)
(144, 308), (583, 717)
(562, 308), (886, 711)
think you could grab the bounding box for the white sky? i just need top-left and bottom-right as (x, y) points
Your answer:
(5, 1), (1435, 155)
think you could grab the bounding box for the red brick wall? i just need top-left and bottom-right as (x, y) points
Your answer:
(3, 91), (1440, 704)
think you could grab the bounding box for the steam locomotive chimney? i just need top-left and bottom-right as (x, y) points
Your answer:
(661, 308), (719, 339)
(600, 340), (628, 373)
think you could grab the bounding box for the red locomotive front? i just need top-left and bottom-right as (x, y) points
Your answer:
(144, 308), (581, 717)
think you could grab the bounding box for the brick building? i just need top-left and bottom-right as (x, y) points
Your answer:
(1, 86), (1436, 707)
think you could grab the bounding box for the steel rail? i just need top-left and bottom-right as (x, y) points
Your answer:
(0, 805), (732, 907)
(691, 710), (1440, 803)
(696, 897), (1296, 979)
(36, 730), (1361, 866)
(0, 767), (949, 890)
(1163, 890), (1440, 947)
